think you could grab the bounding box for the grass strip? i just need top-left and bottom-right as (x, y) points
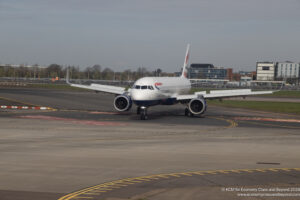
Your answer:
(260, 90), (300, 98)
(208, 100), (300, 115)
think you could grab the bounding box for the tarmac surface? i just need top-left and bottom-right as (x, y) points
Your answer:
(0, 87), (300, 200)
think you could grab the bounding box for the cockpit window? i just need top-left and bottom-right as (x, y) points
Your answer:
(148, 86), (154, 90)
(134, 85), (155, 90)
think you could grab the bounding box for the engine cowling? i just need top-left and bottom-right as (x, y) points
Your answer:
(188, 98), (206, 115)
(114, 95), (132, 112)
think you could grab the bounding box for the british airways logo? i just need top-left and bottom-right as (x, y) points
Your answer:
(154, 82), (162, 90)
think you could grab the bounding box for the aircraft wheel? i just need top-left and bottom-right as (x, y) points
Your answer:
(185, 108), (189, 116)
(137, 107), (141, 115)
(141, 113), (147, 120)
(185, 107), (194, 117)
(140, 108), (148, 120)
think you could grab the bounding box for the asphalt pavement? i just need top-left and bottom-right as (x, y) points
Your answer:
(0, 87), (300, 200)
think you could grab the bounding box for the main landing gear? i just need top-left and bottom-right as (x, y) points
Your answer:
(139, 106), (148, 120)
(184, 107), (194, 117)
(137, 106), (141, 115)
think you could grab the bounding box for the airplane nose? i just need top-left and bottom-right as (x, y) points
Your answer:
(130, 90), (142, 101)
(130, 89), (158, 107)
(130, 89), (151, 101)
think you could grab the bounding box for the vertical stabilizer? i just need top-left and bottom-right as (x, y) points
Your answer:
(181, 44), (190, 78)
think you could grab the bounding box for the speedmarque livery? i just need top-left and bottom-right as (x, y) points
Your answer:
(66, 44), (273, 120)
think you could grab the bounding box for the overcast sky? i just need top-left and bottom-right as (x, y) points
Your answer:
(0, 0), (300, 72)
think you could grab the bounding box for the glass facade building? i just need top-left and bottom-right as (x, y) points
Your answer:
(188, 64), (228, 79)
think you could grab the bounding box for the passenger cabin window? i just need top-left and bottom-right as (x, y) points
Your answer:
(141, 86), (147, 89)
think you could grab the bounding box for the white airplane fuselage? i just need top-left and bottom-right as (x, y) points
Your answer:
(130, 76), (191, 107)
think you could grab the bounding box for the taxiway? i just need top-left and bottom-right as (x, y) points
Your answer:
(0, 87), (300, 200)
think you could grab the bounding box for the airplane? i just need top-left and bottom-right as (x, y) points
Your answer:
(66, 44), (273, 120)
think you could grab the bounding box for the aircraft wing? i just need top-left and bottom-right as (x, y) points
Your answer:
(69, 83), (126, 95)
(176, 89), (273, 101)
(66, 68), (126, 95)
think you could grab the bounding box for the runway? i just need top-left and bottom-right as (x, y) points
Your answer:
(1, 87), (300, 200)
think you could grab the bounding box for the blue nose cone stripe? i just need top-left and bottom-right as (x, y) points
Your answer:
(133, 100), (160, 107)
(133, 98), (177, 107)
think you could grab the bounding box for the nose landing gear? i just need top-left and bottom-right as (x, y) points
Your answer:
(140, 106), (148, 120)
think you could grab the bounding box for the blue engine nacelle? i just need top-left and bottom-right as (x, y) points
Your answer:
(188, 98), (207, 115)
(114, 95), (132, 112)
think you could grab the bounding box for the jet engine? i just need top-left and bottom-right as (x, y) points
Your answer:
(113, 95), (132, 112)
(188, 98), (206, 115)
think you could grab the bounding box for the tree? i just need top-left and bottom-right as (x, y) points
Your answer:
(137, 67), (147, 79)
(91, 64), (101, 79)
(85, 67), (91, 79)
(121, 69), (132, 81)
(32, 64), (39, 79)
(155, 68), (162, 77)
(47, 64), (62, 78)
(101, 68), (114, 80)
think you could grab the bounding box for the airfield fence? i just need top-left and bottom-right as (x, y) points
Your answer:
(0, 77), (300, 90)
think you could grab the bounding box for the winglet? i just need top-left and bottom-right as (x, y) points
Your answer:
(181, 44), (190, 78)
(66, 67), (70, 85)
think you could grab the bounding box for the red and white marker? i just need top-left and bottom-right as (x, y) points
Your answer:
(0, 105), (52, 110)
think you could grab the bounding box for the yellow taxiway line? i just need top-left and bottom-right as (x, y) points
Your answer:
(58, 167), (300, 200)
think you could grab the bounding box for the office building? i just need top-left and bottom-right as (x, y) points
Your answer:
(256, 62), (276, 81)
